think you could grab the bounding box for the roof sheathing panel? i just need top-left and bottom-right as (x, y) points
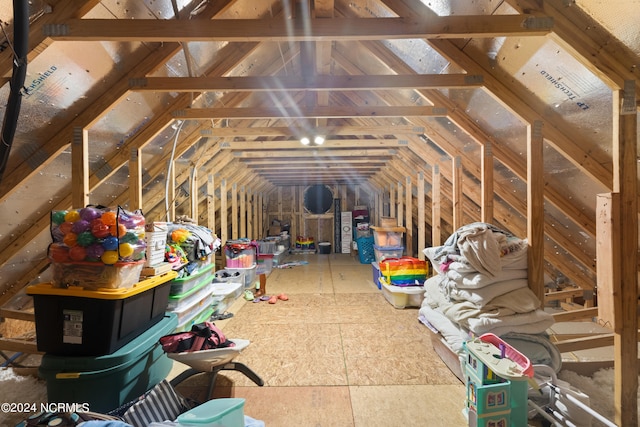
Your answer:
(576, 0), (640, 58)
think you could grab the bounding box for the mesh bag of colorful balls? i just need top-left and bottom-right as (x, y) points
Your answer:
(47, 205), (146, 290)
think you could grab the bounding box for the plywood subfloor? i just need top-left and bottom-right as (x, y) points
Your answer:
(170, 253), (466, 426)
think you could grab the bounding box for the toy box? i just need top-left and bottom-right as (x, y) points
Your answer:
(28, 271), (177, 356)
(464, 334), (533, 427)
(39, 313), (177, 413)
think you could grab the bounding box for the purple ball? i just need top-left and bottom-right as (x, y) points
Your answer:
(85, 243), (105, 259)
(118, 216), (136, 229)
(71, 219), (91, 234)
(80, 207), (102, 222)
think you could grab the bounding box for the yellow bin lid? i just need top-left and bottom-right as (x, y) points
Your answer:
(26, 270), (178, 299)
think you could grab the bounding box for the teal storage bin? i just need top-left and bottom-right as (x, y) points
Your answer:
(177, 398), (245, 427)
(39, 313), (178, 413)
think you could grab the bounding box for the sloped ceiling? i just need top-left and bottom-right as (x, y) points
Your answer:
(0, 0), (638, 297)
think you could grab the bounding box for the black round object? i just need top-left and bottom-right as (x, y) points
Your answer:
(304, 185), (333, 214)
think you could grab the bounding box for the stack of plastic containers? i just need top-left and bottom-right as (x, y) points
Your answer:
(371, 225), (406, 264)
(211, 273), (244, 318)
(29, 271), (178, 413)
(371, 224), (405, 289)
(166, 263), (216, 332)
(224, 240), (257, 289)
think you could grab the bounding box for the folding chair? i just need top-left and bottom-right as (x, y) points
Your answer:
(168, 338), (264, 400)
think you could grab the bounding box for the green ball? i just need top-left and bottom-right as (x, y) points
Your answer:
(76, 231), (97, 247)
(52, 211), (67, 225)
(122, 231), (140, 244)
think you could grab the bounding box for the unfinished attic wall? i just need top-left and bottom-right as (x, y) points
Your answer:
(263, 185), (377, 246)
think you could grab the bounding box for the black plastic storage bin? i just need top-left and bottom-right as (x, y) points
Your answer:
(27, 271), (177, 356)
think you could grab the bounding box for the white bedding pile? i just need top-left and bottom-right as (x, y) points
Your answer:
(419, 222), (561, 371)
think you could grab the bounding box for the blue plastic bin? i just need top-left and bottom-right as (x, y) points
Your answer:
(356, 236), (375, 264)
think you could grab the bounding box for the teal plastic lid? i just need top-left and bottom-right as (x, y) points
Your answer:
(177, 398), (245, 424)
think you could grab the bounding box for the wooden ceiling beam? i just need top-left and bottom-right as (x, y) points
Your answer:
(130, 74), (483, 91)
(259, 169), (377, 176)
(44, 15), (553, 42)
(202, 125), (423, 137)
(218, 139), (406, 149)
(243, 159), (388, 167)
(232, 148), (396, 158)
(173, 105), (446, 119)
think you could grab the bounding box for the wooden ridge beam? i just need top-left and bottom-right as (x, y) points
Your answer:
(44, 16), (553, 42)
(130, 74), (483, 91)
(219, 139), (407, 149)
(174, 106), (447, 119)
(233, 148), (397, 158)
(201, 125), (423, 137)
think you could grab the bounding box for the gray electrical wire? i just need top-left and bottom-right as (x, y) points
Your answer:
(164, 120), (185, 221)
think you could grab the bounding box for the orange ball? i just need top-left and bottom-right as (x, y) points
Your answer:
(63, 232), (78, 247)
(59, 221), (74, 235)
(69, 245), (87, 262)
(48, 243), (70, 262)
(110, 223), (127, 238)
(101, 211), (117, 226)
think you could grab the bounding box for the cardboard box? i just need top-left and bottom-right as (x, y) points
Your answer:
(268, 225), (281, 236)
(145, 221), (169, 233)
